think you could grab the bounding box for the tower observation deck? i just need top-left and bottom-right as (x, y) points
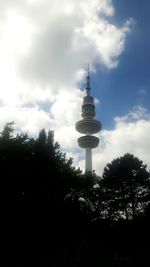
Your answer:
(75, 67), (102, 172)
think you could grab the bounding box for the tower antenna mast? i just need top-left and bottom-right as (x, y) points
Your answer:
(86, 64), (90, 96)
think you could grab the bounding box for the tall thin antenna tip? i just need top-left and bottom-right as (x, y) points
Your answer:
(87, 63), (90, 76)
(86, 63), (91, 95)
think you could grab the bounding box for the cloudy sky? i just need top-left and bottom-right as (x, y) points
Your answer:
(0, 0), (150, 174)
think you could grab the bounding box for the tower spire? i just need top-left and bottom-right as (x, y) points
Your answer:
(86, 64), (91, 96)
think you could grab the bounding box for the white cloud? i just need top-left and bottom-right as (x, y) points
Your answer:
(88, 107), (150, 175)
(0, 0), (135, 174)
(138, 89), (147, 96)
(0, 105), (52, 135)
(19, 0), (132, 86)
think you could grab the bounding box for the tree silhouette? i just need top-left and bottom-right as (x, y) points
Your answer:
(100, 153), (150, 220)
(1, 123), (150, 265)
(0, 123), (83, 261)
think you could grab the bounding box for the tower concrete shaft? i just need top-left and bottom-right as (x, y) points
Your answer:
(75, 68), (102, 172)
(85, 147), (92, 172)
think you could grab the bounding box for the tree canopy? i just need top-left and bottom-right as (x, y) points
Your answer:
(100, 153), (150, 220)
(0, 122), (150, 265)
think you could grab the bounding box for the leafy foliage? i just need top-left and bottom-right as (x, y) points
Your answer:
(100, 153), (150, 220)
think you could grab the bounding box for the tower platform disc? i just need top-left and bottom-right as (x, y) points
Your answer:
(76, 119), (101, 134)
(77, 135), (99, 149)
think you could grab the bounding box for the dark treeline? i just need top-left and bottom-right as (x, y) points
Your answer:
(0, 122), (150, 266)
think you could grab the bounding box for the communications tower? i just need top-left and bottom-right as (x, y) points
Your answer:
(75, 67), (102, 172)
